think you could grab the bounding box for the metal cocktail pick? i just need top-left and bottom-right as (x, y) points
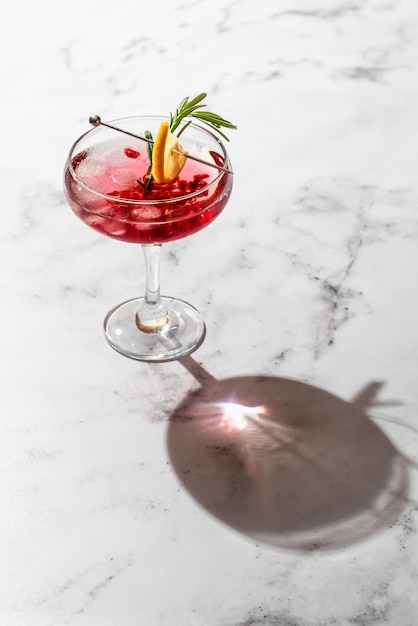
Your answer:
(89, 115), (233, 174)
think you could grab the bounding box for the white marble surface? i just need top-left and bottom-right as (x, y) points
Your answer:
(2, 0), (418, 624)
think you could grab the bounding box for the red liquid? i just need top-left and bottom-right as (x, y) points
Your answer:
(64, 142), (232, 244)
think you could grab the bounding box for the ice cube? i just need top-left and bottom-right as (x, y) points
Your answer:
(74, 179), (107, 210)
(78, 174), (106, 192)
(106, 221), (128, 238)
(77, 154), (107, 179)
(109, 205), (130, 220)
(130, 205), (162, 222)
(84, 213), (108, 230)
(84, 211), (127, 238)
(109, 168), (138, 190)
(101, 144), (136, 168)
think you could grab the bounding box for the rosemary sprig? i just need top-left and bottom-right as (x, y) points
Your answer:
(169, 92), (237, 141)
(136, 130), (154, 194)
(145, 130), (153, 163)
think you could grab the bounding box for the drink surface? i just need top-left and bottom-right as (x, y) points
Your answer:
(64, 140), (232, 244)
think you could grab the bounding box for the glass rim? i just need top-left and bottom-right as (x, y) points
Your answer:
(66, 115), (231, 206)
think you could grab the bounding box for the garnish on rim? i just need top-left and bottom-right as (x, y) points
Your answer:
(151, 92), (236, 184)
(151, 121), (187, 184)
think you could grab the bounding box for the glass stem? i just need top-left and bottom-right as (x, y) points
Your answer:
(136, 244), (168, 332)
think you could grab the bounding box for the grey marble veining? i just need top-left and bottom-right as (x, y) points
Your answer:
(1, 0), (418, 624)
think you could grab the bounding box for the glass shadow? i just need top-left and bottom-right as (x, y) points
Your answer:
(166, 357), (409, 551)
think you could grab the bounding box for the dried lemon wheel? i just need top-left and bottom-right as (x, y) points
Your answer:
(151, 121), (187, 184)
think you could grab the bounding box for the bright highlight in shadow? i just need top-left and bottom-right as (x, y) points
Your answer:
(213, 401), (266, 431)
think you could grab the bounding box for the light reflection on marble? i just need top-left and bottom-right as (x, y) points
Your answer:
(1, 0), (418, 624)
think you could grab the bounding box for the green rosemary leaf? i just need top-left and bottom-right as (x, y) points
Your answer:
(176, 119), (192, 138)
(145, 130), (153, 163)
(187, 92), (207, 107)
(192, 111), (236, 128)
(169, 93), (237, 140)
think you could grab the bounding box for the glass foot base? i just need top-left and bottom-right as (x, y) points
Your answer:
(103, 296), (206, 362)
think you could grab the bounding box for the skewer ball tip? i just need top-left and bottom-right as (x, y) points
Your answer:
(89, 115), (101, 126)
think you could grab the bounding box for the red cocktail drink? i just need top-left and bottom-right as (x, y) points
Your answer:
(63, 111), (234, 361)
(65, 137), (231, 244)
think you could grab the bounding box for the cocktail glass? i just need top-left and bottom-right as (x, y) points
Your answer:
(63, 116), (233, 362)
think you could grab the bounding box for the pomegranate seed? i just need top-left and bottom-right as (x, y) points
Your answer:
(124, 147), (140, 159)
(72, 150), (88, 169)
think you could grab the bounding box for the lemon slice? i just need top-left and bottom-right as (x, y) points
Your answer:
(151, 121), (187, 183)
